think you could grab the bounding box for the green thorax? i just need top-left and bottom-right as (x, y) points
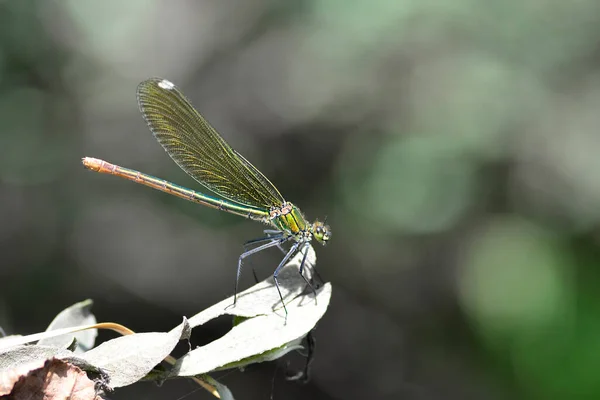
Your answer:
(270, 202), (308, 236)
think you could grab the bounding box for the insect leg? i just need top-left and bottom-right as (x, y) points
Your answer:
(272, 242), (300, 321)
(233, 237), (289, 307)
(243, 232), (285, 250)
(297, 242), (318, 304)
(263, 230), (288, 255)
(263, 229), (282, 235)
(242, 232), (287, 283)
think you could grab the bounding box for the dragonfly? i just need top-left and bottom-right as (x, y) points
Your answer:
(82, 77), (331, 317)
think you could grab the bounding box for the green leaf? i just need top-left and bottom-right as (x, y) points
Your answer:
(39, 299), (97, 352)
(172, 245), (331, 377)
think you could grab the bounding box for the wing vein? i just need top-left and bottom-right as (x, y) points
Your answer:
(136, 78), (285, 209)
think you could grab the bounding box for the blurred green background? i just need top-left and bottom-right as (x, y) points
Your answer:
(2, 0), (600, 399)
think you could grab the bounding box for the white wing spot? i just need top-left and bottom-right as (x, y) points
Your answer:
(158, 79), (175, 90)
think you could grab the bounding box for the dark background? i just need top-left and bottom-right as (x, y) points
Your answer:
(2, 1), (600, 399)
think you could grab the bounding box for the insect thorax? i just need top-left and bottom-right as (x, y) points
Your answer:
(270, 202), (308, 235)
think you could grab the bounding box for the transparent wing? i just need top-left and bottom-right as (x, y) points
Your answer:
(136, 78), (285, 209)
